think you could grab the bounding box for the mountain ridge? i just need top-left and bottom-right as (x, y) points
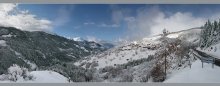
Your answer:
(0, 26), (108, 74)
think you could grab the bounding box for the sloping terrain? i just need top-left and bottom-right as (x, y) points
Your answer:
(164, 60), (220, 83)
(2, 26), (214, 82)
(0, 71), (69, 83)
(0, 26), (107, 75)
(74, 28), (202, 82)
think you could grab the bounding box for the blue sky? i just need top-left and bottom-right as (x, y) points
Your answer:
(11, 4), (220, 41)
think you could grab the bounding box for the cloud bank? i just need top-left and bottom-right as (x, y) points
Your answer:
(113, 5), (215, 41)
(0, 3), (52, 32)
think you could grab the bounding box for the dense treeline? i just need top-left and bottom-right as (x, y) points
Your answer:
(200, 20), (220, 48)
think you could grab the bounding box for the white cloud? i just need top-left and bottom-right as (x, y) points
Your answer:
(209, 13), (220, 22)
(151, 12), (205, 35)
(0, 3), (52, 32)
(53, 5), (74, 27)
(98, 23), (120, 28)
(83, 22), (95, 25)
(110, 5), (123, 25)
(110, 5), (131, 25)
(122, 6), (209, 41)
(112, 10), (123, 24)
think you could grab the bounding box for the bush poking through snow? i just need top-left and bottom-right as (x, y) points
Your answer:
(120, 72), (133, 82)
(150, 64), (166, 82)
(0, 74), (8, 81)
(7, 64), (34, 82)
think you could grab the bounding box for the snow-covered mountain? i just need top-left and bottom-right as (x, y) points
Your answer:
(68, 37), (115, 50)
(75, 28), (201, 69)
(97, 40), (115, 49)
(72, 37), (85, 42)
(2, 26), (220, 83)
(0, 26), (108, 81)
(74, 28), (203, 82)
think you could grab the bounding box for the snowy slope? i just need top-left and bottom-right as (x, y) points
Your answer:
(28, 71), (69, 83)
(74, 36), (160, 69)
(72, 37), (84, 41)
(164, 60), (220, 83)
(0, 26), (109, 78)
(73, 28), (203, 82)
(198, 43), (220, 59)
(168, 28), (201, 44)
(0, 71), (69, 83)
(0, 40), (6, 46)
(75, 28), (201, 69)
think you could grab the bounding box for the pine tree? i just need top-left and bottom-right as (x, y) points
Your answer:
(200, 22), (207, 48)
(213, 20), (218, 43)
(218, 19), (220, 40)
(200, 19), (220, 49)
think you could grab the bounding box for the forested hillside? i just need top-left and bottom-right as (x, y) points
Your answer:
(200, 20), (220, 48)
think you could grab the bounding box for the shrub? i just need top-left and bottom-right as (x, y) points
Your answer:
(150, 64), (165, 82)
(7, 64), (34, 82)
(120, 73), (133, 82)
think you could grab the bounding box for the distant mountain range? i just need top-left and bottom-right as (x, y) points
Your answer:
(69, 37), (115, 50)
